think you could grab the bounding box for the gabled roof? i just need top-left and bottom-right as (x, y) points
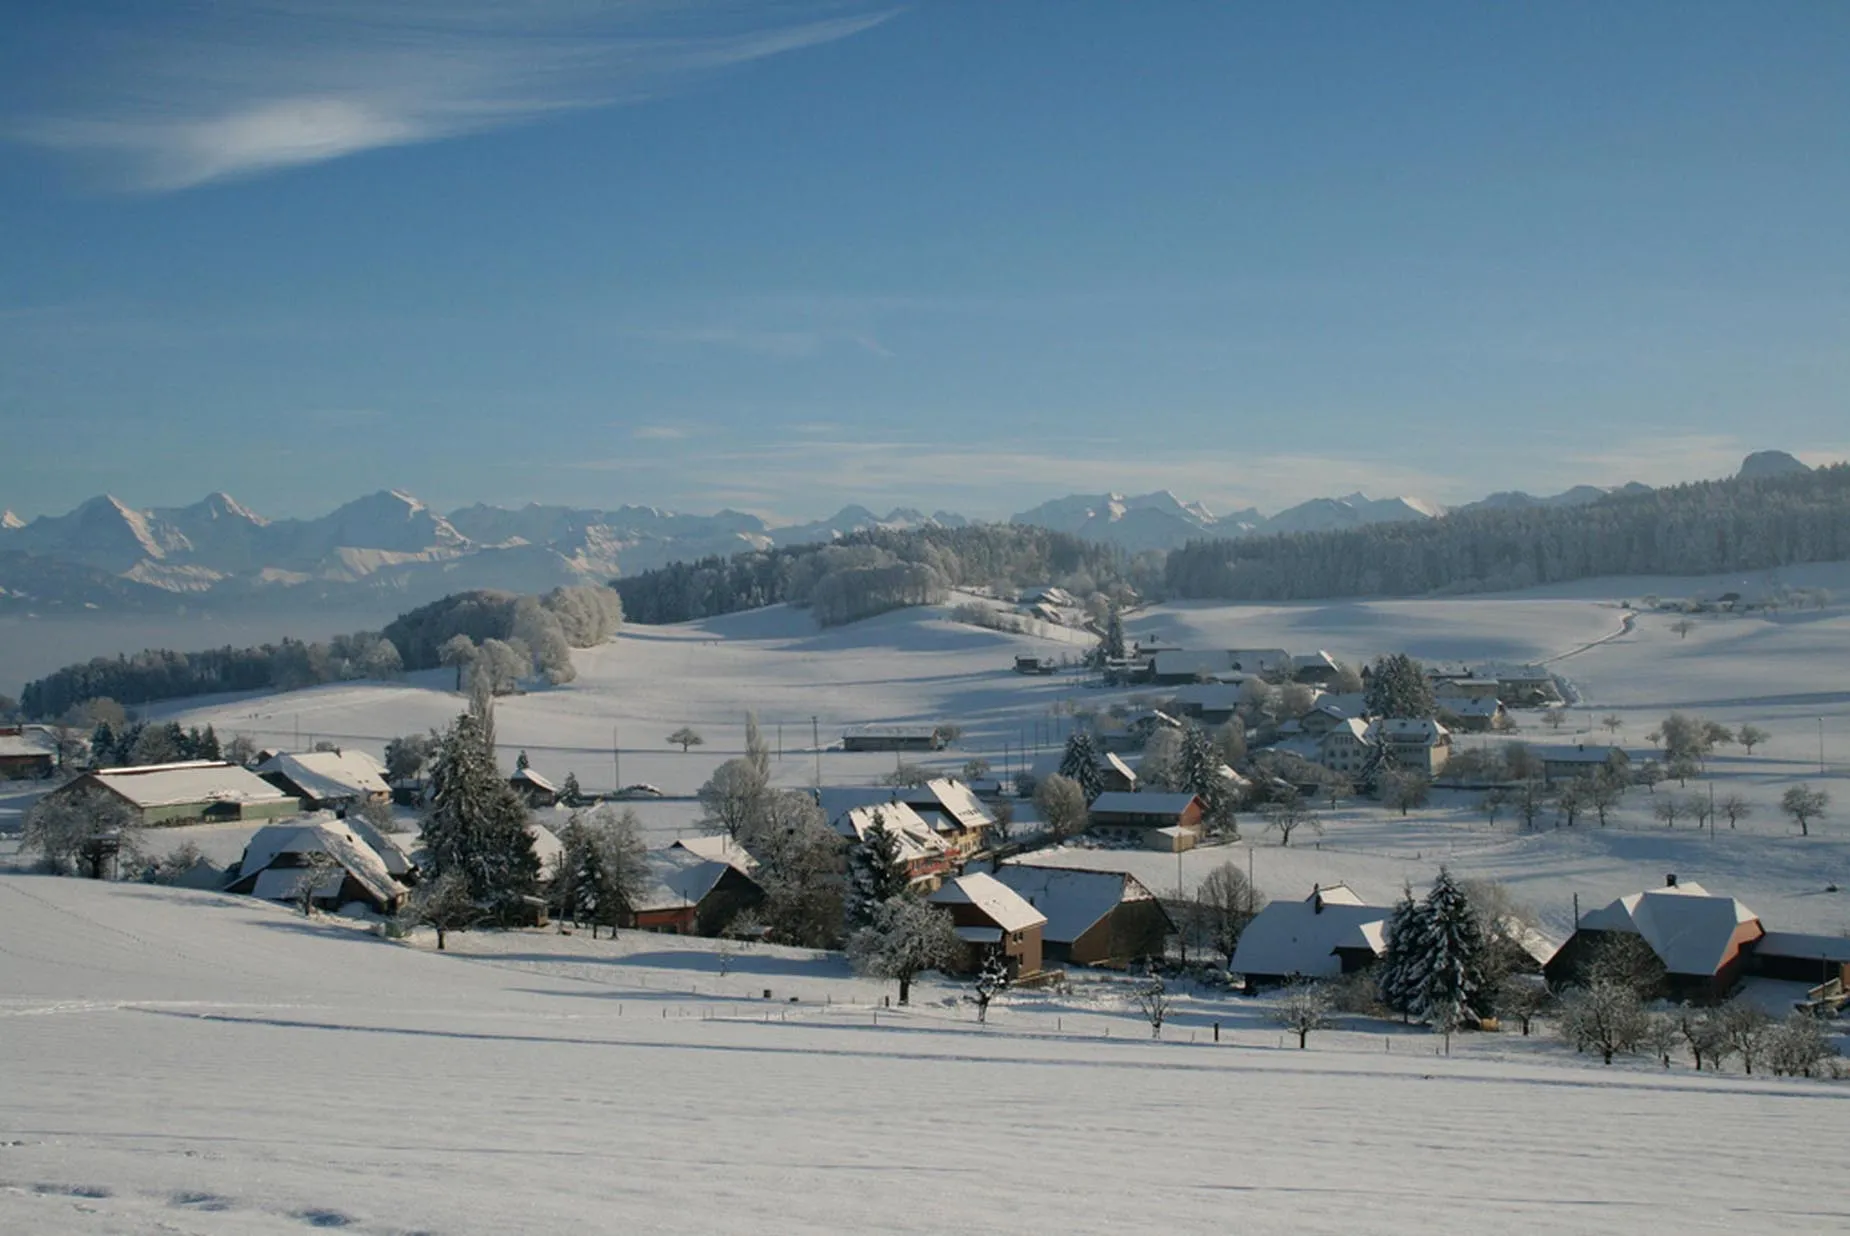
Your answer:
(510, 766), (557, 793)
(1577, 883), (1761, 976)
(1231, 886), (1392, 979)
(88, 761), (295, 809)
(899, 779), (996, 833)
(527, 820), (565, 873)
(1452, 697), (1505, 717)
(993, 863), (1159, 944)
(256, 750), (389, 802)
(1309, 693), (1368, 720)
(0, 725), (57, 758)
(929, 872), (1046, 934)
(629, 847), (754, 914)
(1089, 790), (1200, 818)
(832, 802), (949, 864)
(672, 834), (759, 872)
(1320, 718), (1373, 745)
(1754, 931), (1850, 964)
(345, 816), (417, 877)
(1365, 717), (1450, 745)
(233, 814), (404, 909)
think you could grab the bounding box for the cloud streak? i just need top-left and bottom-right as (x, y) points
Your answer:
(10, 2), (894, 191)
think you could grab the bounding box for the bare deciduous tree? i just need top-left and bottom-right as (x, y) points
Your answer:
(1781, 784), (1829, 836)
(1272, 980), (1332, 1049)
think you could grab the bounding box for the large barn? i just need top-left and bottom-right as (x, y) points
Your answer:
(991, 863), (1171, 967)
(48, 761), (301, 827)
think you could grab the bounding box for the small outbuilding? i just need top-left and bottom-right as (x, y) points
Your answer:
(625, 845), (765, 936)
(509, 766), (559, 808)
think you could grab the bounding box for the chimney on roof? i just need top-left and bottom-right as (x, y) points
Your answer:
(1666, 873), (1678, 888)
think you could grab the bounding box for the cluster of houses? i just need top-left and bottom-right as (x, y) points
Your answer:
(1231, 874), (1850, 1011)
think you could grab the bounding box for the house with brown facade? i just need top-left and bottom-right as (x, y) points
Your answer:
(928, 872), (1046, 979)
(1086, 790), (1204, 852)
(991, 863), (1171, 967)
(0, 725), (58, 780)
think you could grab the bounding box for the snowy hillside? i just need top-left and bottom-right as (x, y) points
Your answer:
(5, 874), (1849, 1234)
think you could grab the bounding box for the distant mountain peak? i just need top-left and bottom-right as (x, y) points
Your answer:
(0, 510), (22, 530)
(1738, 450), (1809, 481)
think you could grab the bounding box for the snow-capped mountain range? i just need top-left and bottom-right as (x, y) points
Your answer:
(0, 454), (1805, 612)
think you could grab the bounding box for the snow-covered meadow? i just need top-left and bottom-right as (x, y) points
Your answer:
(5, 875), (1850, 1235)
(8, 566), (1850, 1231)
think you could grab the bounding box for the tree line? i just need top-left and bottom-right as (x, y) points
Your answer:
(1166, 465), (1850, 601)
(615, 524), (1147, 626)
(19, 584), (623, 719)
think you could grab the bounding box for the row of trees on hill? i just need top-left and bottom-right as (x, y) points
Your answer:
(19, 585), (623, 719)
(1166, 466), (1850, 601)
(615, 524), (1147, 625)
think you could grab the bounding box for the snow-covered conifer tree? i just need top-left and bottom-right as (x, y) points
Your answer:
(1058, 731), (1106, 803)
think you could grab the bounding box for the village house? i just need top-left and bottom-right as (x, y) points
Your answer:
(1441, 697), (1509, 733)
(1297, 692), (1369, 737)
(1316, 718), (1376, 779)
(1230, 884), (1392, 989)
(1166, 683), (1243, 726)
(46, 761), (301, 827)
(225, 814), (408, 915)
(1290, 650), (1342, 685)
(1086, 790), (1203, 852)
(1544, 878), (1764, 1004)
(624, 844), (765, 936)
(1028, 750), (1139, 796)
(0, 724), (58, 780)
(1013, 654), (1060, 675)
(1534, 743), (1631, 787)
(255, 749), (391, 813)
(928, 871), (1047, 979)
(509, 766), (559, 808)
(825, 799), (954, 885)
(841, 724), (946, 753)
(1432, 677), (1504, 703)
(991, 863), (1171, 968)
(1364, 718), (1452, 776)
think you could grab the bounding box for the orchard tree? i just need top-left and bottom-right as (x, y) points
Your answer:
(1273, 980), (1332, 1049)
(1737, 724), (1770, 755)
(848, 894), (961, 1006)
(1781, 784), (1829, 836)
(972, 949), (1010, 1025)
(1263, 792), (1320, 847)
(698, 757), (769, 839)
(667, 727), (704, 753)
(1719, 793), (1751, 829)
(1033, 773), (1089, 841)
(1194, 862), (1266, 963)
(22, 787), (139, 879)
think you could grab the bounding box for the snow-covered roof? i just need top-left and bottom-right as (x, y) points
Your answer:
(255, 750), (389, 802)
(992, 864), (1157, 944)
(1754, 931), (1850, 964)
(1089, 791), (1199, 819)
(1534, 744), (1627, 765)
(511, 766), (557, 793)
(1231, 886), (1391, 980)
(1309, 692), (1368, 720)
(930, 872), (1047, 934)
(527, 820), (565, 873)
(842, 724), (940, 740)
(1293, 651), (1338, 672)
(1169, 683), (1242, 710)
(91, 761), (295, 809)
(1577, 883), (1761, 976)
(900, 779), (996, 833)
(345, 816), (417, 877)
(234, 814), (404, 909)
(1365, 718), (1450, 745)
(629, 847), (749, 914)
(832, 802), (949, 864)
(0, 726), (56, 758)
(1320, 718), (1373, 744)
(1451, 697), (1505, 717)
(672, 834), (759, 872)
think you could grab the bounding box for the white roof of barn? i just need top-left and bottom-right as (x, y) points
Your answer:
(1152, 650), (1236, 678)
(92, 761), (294, 809)
(993, 864), (1158, 944)
(1089, 791), (1199, 817)
(235, 814), (403, 909)
(0, 726), (57, 758)
(1755, 931), (1850, 964)
(672, 834), (759, 873)
(1452, 697), (1505, 717)
(527, 820), (565, 873)
(1231, 886), (1391, 980)
(1169, 683), (1243, 710)
(929, 872), (1046, 934)
(629, 847), (748, 915)
(256, 750), (389, 802)
(1577, 883), (1761, 977)
(345, 816), (417, 877)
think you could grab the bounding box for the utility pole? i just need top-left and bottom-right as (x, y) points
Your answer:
(613, 725), (620, 793)
(777, 723), (783, 762)
(1821, 717), (1828, 776)
(812, 715), (821, 787)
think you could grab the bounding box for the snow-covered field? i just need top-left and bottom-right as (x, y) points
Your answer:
(5, 875), (1850, 1235)
(8, 565), (1850, 1231)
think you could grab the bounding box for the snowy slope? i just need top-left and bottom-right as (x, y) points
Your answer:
(5, 875), (1849, 1235)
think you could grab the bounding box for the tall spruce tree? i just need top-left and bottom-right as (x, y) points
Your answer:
(1178, 724), (1232, 831)
(1058, 731), (1107, 803)
(1104, 608), (1127, 660)
(1365, 653), (1438, 720)
(423, 711), (541, 925)
(846, 811), (909, 929)
(1376, 884), (1430, 1021)
(1412, 868), (1491, 1031)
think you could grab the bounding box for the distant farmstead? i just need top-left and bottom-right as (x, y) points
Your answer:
(47, 761), (301, 827)
(992, 863), (1171, 967)
(256, 749), (391, 812)
(1086, 791), (1204, 852)
(0, 725), (58, 780)
(842, 724), (947, 753)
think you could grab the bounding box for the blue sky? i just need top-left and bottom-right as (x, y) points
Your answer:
(3, 1), (1848, 523)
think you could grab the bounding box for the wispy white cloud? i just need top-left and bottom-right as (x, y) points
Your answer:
(630, 423), (694, 441)
(10, 2), (895, 192)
